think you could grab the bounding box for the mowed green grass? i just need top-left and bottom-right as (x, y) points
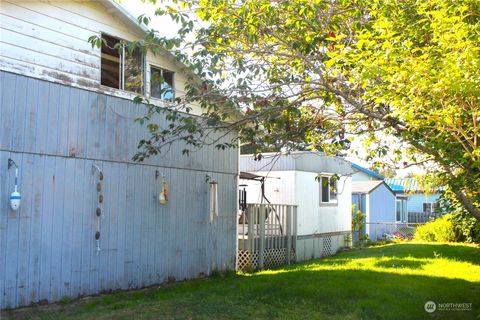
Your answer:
(5, 242), (480, 320)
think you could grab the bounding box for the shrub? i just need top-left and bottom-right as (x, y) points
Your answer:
(435, 189), (480, 243)
(414, 214), (457, 242)
(452, 213), (480, 243)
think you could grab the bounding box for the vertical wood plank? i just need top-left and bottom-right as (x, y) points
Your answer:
(80, 160), (92, 295)
(67, 88), (80, 157)
(59, 159), (79, 297)
(88, 160), (100, 295)
(3, 151), (18, 308)
(0, 73), (15, 150)
(39, 155), (55, 302)
(0, 151), (10, 308)
(45, 83), (60, 155)
(76, 89), (89, 158)
(116, 163), (127, 289)
(49, 157), (68, 301)
(24, 77), (39, 153)
(11, 75), (27, 152)
(124, 164), (135, 288)
(16, 153), (33, 306)
(70, 159), (86, 297)
(27, 154), (45, 304)
(85, 93), (99, 159)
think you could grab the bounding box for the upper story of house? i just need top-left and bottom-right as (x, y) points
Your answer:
(0, 0), (202, 113)
(351, 163), (384, 182)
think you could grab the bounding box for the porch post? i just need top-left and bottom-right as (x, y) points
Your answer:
(259, 204), (266, 269)
(286, 205), (292, 265)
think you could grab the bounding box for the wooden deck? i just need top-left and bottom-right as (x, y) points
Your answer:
(237, 203), (297, 270)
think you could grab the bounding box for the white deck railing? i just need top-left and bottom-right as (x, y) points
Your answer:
(237, 203), (297, 270)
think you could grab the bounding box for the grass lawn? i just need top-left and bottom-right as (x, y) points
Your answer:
(4, 242), (480, 320)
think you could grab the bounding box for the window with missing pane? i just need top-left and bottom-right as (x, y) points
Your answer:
(150, 67), (174, 101)
(100, 33), (144, 94)
(101, 34), (121, 89)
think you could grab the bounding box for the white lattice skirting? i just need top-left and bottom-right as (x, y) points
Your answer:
(237, 248), (296, 271)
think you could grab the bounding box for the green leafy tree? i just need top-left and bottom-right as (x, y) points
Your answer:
(94, 0), (479, 220)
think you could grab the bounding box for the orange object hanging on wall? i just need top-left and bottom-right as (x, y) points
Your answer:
(159, 178), (169, 204)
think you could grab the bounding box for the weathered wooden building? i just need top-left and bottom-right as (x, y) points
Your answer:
(0, 0), (238, 309)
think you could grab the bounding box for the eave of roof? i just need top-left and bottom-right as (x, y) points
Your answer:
(100, 0), (196, 80)
(351, 163), (384, 180)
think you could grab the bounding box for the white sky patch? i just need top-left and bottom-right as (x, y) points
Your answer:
(119, 0), (180, 38)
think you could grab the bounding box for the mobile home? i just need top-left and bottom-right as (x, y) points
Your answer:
(239, 152), (354, 263)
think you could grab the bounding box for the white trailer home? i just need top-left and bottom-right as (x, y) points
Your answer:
(239, 152), (354, 266)
(0, 0), (238, 309)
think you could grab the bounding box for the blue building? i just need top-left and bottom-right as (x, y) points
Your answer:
(385, 178), (441, 222)
(351, 165), (396, 240)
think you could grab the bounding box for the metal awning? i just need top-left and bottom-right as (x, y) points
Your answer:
(239, 171), (265, 181)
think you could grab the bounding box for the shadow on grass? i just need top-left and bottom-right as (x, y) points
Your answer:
(6, 268), (479, 320)
(4, 243), (480, 320)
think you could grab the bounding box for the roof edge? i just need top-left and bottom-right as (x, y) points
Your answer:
(351, 163), (384, 180)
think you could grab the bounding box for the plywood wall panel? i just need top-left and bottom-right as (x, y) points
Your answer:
(0, 72), (238, 308)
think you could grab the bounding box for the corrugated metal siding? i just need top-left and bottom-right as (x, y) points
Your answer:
(0, 71), (238, 309)
(240, 154), (296, 172)
(240, 152), (355, 175)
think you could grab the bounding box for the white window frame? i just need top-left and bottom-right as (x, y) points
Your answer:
(423, 202), (438, 214)
(319, 174), (338, 205)
(149, 64), (175, 102)
(396, 198), (408, 222)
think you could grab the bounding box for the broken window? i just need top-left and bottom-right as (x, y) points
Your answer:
(100, 34), (143, 94)
(101, 34), (120, 89)
(150, 66), (174, 101)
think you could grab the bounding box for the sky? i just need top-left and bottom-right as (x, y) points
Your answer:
(120, 0), (180, 38)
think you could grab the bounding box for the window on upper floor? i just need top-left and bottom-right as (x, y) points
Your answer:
(319, 175), (338, 204)
(150, 66), (174, 101)
(100, 34), (144, 94)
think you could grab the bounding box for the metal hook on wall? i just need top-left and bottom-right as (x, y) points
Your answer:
(8, 158), (18, 169)
(92, 163), (103, 180)
(155, 170), (165, 180)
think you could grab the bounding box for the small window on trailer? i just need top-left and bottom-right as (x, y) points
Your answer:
(100, 34), (144, 94)
(150, 66), (174, 101)
(319, 175), (338, 204)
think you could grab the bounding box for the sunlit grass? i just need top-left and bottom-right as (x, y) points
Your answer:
(5, 242), (480, 320)
(258, 242), (480, 281)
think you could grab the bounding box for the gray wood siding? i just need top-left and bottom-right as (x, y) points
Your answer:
(0, 0), (192, 108)
(0, 71), (238, 309)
